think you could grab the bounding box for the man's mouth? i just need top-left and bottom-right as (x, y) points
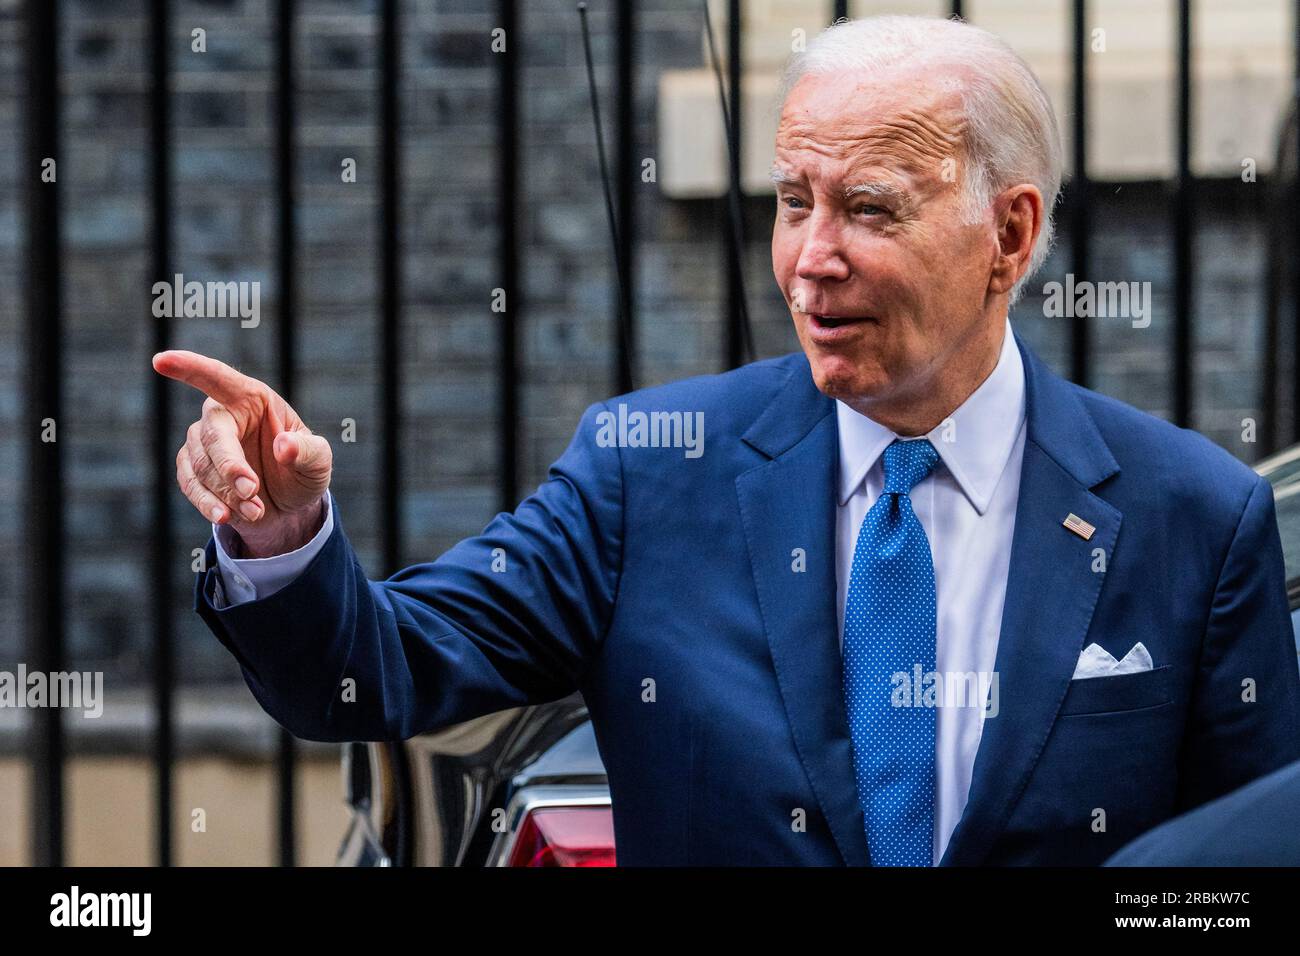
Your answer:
(809, 314), (873, 329)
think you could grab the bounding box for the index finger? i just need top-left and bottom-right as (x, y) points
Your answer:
(152, 350), (260, 406)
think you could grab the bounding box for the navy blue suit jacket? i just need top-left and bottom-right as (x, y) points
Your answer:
(194, 330), (1300, 865)
(1104, 756), (1300, 865)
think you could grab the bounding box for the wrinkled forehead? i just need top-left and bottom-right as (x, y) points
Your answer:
(774, 66), (969, 182)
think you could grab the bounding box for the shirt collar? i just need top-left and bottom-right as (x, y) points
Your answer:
(835, 315), (1026, 514)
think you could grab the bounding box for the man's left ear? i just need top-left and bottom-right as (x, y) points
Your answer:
(988, 185), (1044, 296)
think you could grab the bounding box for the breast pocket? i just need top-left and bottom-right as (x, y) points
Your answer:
(1057, 663), (1174, 716)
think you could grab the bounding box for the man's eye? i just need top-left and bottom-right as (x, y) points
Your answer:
(857, 204), (887, 217)
(781, 195), (806, 210)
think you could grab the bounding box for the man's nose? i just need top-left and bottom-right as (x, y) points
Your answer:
(794, 210), (850, 283)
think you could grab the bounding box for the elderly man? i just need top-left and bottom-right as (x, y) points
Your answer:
(153, 15), (1300, 865)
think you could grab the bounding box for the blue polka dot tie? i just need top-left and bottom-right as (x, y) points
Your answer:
(843, 437), (940, 866)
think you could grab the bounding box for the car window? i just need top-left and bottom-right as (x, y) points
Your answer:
(1258, 448), (1300, 595)
(1274, 482), (1300, 589)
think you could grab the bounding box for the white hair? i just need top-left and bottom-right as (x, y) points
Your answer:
(777, 15), (1063, 303)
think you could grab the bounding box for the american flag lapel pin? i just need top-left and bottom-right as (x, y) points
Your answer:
(1063, 512), (1096, 540)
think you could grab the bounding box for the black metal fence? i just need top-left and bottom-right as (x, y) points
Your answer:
(19, 0), (1300, 866)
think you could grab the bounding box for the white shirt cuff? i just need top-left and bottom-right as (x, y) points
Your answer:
(210, 491), (335, 608)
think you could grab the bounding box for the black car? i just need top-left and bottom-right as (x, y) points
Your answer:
(336, 694), (611, 866)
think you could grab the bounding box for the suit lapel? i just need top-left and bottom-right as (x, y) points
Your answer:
(736, 358), (872, 867)
(939, 330), (1122, 865)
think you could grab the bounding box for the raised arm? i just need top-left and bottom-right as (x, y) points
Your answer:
(187, 396), (625, 742)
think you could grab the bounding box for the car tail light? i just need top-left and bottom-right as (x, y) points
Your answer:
(505, 806), (616, 867)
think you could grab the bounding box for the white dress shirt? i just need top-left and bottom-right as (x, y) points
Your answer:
(836, 315), (1027, 863)
(211, 317), (1028, 865)
(209, 490), (336, 609)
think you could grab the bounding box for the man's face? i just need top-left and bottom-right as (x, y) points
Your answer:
(771, 67), (1000, 411)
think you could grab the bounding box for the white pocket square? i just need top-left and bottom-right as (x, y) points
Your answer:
(1071, 642), (1153, 680)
